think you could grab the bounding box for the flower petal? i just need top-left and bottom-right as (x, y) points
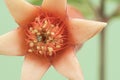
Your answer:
(42, 0), (67, 15)
(21, 53), (51, 80)
(69, 19), (107, 45)
(5, 0), (39, 25)
(52, 47), (84, 80)
(67, 5), (83, 18)
(0, 28), (25, 56)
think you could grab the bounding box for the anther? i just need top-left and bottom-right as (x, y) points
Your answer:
(49, 52), (53, 56)
(56, 45), (61, 48)
(45, 20), (48, 24)
(37, 32), (41, 35)
(29, 42), (34, 47)
(48, 37), (53, 41)
(39, 51), (42, 54)
(33, 40), (37, 43)
(48, 47), (53, 52)
(34, 29), (38, 33)
(51, 32), (55, 35)
(51, 24), (54, 27)
(47, 31), (50, 34)
(32, 29), (38, 34)
(28, 49), (33, 53)
(37, 46), (40, 50)
(42, 20), (48, 28)
(29, 27), (33, 31)
(41, 46), (44, 50)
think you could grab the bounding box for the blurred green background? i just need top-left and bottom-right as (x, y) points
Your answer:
(0, 0), (120, 80)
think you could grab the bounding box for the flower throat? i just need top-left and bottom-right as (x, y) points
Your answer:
(25, 11), (68, 56)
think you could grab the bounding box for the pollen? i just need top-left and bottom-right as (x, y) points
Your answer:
(56, 45), (61, 48)
(29, 42), (34, 47)
(36, 46), (40, 50)
(51, 32), (55, 35)
(33, 40), (37, 43)
(37, 32), (41, 36)
(48, 47), (53, 52)
(28, 49), (33, 53)
(25, 10), (68, 56)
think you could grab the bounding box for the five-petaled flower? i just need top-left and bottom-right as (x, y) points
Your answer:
(0, 0), (107, 80)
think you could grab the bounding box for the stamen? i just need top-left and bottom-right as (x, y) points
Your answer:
(56, 45), (61, 48)
(25, 12), (68, 56)
(33, 40), (37, 43)
(41, 46), (44, 50)
(49, 52), (53, 56)
(51, 32), (55, 35)
(28, 49), (33, 53)
(51, 24), (54, 27)
(37, 32), (41, 36)
(36, 46), (40, 50)
(42, 20), (48, 28)
(39, 51), (42, 54)
(47, 31), (50, 35)
(32, 29), (38, 34)
(29, 27), (33, 31)
(29, 42), (34, 47)
(48, 47), (53, 53)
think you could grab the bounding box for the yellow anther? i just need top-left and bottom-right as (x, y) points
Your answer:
(51, 32), (55, 35)
(51, 24), (54, 27)
(37, 32), (41, 35)
(28, 49), (33, 53)
(33, 40), (37, 43)
(49, 52), (53, 56)
(29, 27), (33, 31)
(46, 40), (49, 43)
(33, 29), (38, 33)
(48, 47), (53, 52)
(29, 42), (34, 47)
(45, 20), (48, 24)
(47, 31), (50, 34)
(37, 46), (40, 50)
(48, 37), (53, 41)
(41, 46), (44, 50)
(32, 29), (38, 34)
(56, 45), (61, 48)
(39, 51), (42, 54)
(43, 20), (48, 28)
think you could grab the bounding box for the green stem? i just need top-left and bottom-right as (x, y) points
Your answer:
(100, 29), (106, 80)
(99, 0), (106, 80)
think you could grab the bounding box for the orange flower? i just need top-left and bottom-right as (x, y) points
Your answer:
(0, 0), (107, 80)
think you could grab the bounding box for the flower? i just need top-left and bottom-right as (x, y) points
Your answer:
(0, 0), (107, 80)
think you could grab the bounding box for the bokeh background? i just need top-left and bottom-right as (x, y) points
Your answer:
(0, 0), (120, 80)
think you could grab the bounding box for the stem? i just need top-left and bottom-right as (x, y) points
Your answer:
(99, 29), (106, 80)
(100, 0), (105, 18)
(99, 0), (106, 80)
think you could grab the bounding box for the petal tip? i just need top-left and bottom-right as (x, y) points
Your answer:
(96, 21), (107, 32)
(98, 21), (107, 28)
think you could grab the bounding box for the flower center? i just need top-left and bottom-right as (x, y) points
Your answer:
(25, 12), (68, 56)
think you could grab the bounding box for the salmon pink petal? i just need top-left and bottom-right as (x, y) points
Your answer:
(0, 28), (25, 56)
(42, 0), (67, 15)
(5, 0), (39, 25)
(67, 5), (83, 18)
(51, 47), (84, 80)
(21, 53), (51, 80)
(69, 19), (107, 45)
